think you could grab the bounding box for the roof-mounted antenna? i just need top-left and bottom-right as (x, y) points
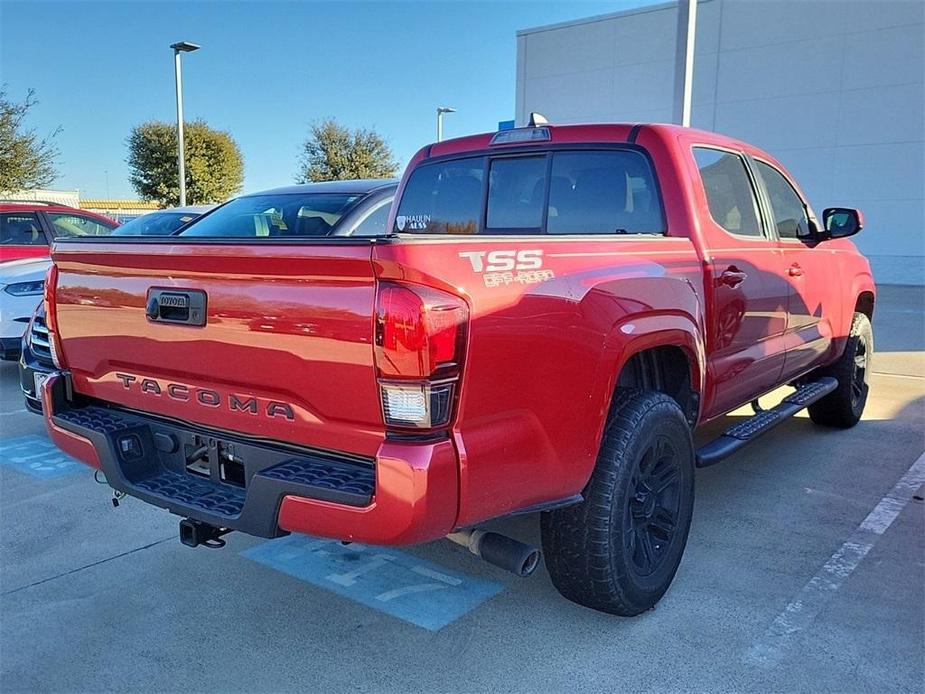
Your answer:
(528, 112), (549, 127)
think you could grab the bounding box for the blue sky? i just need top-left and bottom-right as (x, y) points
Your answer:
(1, 0), (658, 198)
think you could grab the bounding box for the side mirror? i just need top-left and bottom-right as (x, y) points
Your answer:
(822, 207), (863, 239)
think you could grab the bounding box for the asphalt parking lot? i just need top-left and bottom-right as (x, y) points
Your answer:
(1, 285), (923, 693)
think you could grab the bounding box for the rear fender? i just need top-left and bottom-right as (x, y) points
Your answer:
(585, 313), (704, 475)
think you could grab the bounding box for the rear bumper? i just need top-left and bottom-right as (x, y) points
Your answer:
(42, 373), (459, 545)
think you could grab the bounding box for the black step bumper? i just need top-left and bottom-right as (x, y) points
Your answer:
(52, 401), (376, 538)
(43, 372), (459, 545)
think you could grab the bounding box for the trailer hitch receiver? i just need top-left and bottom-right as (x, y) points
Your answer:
(179, 519), (231, 548)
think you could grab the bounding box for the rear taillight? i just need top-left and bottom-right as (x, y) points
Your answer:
(376, 283), (466, 378)
(42, 264), (64, 368)
(375, 282), (468, 431)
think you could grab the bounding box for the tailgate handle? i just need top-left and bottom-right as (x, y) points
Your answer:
(146, 289), (207, 326)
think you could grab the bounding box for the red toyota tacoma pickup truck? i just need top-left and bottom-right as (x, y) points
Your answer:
(39, 122), (874, 616)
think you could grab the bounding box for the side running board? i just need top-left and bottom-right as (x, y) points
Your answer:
(696, 377), (838, 468)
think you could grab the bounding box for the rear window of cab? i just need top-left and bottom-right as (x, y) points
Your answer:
(394, 149), (664, 235)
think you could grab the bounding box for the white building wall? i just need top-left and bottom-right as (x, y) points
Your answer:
(516, 0), (925, 285)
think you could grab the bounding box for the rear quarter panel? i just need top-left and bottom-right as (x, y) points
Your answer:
(374, 236), (703, 528)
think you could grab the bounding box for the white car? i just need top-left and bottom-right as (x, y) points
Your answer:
(0, 257), (49, 360)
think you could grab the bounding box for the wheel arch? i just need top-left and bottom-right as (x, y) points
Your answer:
(855, 290), (875, 320)
(588, 314), (705, 459)
(615, 345), (700, 425)
(836, 272), (876, 360)
(849, 272), (876, 321)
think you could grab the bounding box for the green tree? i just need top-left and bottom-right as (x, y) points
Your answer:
(0, 88), (59, 191)
(297, 119), (397, 182)
(127, 120), (243, 206)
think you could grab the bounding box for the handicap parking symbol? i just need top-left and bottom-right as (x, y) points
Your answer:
(0, 434), (83, 479)
(243, 534), (504, 630)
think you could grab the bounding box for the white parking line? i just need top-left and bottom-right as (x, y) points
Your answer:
(0, 409), (27, 416)
(744, 451), (925, 668)
(879, 308), (925, 315)
(871, 371), (924, 381)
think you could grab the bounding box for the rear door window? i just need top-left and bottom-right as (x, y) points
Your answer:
(0, 212), (46, 246)
(393, 157), (483, 234)
(693, 148), (763, 238)
(547, 151), (663, 234)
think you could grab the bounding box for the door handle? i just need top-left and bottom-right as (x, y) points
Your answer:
(788, 264), (804, 277)
(145, 288), (207, 326)
(719, 267), (748, 288)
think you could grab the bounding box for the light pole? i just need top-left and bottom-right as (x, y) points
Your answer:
(672, 0), (697, 127)
(170, 41), (200, 206)
(436, 106), (456, 142)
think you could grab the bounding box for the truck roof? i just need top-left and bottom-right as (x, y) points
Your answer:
(426, 122), (757, 159)
(247, 179), (399, 197)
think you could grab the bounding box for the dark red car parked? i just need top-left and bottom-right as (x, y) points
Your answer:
(0, 201), (118, 263)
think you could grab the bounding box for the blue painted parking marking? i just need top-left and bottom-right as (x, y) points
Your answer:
(0, 434), (83, 479)
(242, 534), (504, 630)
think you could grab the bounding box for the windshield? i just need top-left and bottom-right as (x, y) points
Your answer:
(179, 193), (363, 238)
(112, 211), (202, 236)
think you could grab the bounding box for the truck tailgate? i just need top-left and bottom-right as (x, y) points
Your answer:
(51, 241), (384, 457)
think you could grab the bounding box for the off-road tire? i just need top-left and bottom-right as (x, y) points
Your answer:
(541, 390), (695, 616)
(807, 312), (873, 428)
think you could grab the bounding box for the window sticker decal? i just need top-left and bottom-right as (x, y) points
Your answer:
(396, 214), (430, 231)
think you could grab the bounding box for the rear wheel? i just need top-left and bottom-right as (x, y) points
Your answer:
(541, 390), (694, 616)
(807, 312), (873, 428)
